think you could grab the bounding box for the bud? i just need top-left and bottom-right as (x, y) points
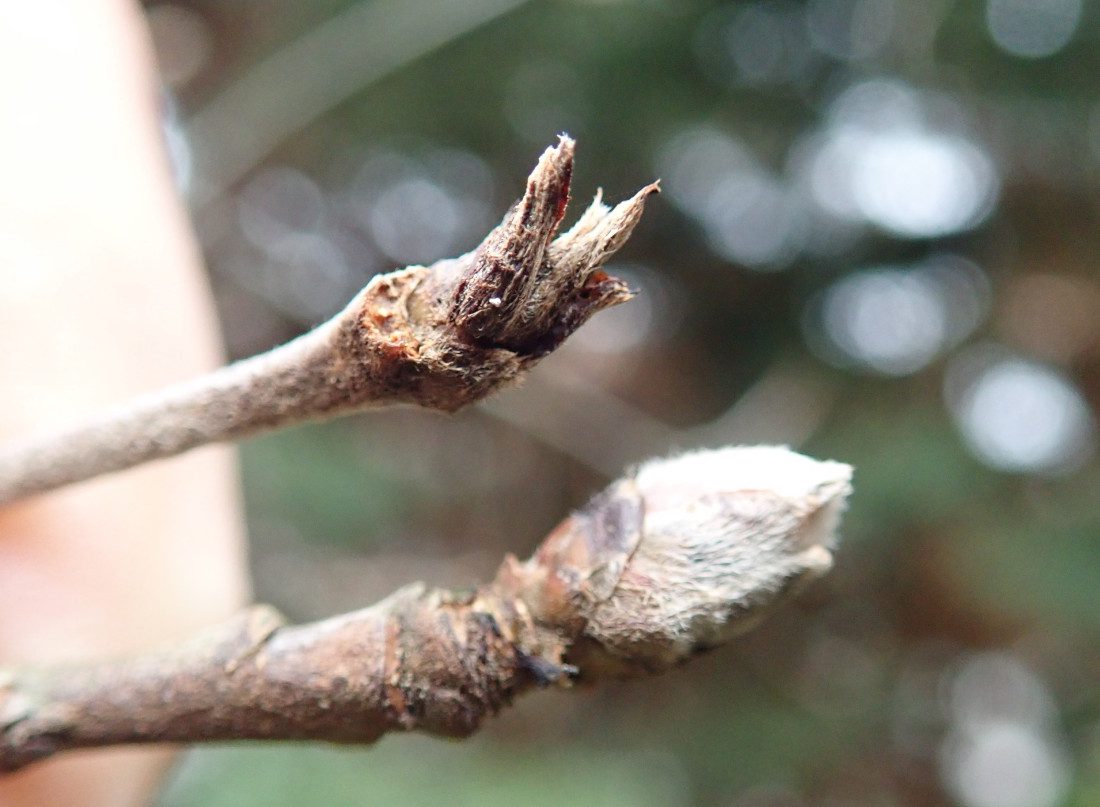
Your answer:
(509, 446), (853, 678)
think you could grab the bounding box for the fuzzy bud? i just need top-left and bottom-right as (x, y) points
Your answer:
(507, 446), (852, 678)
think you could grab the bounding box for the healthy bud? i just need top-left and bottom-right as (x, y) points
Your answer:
(504, 446), (853, 678)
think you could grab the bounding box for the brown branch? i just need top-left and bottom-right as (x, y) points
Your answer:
(0, 446), (852, 773)
(0, 136), (658, 504)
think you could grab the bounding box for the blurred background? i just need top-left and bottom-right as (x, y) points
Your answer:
(146, 0), (1100, 804)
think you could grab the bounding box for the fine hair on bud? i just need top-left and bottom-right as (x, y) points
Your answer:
(528, 446), (853, 677)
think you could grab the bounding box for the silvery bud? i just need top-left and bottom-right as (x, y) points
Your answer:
(508, 446), (852, 677)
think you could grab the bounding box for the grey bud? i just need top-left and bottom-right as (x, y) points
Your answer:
(576, 446), (852, 674)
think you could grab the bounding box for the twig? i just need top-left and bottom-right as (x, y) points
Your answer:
(0, 446), (852, 773)
(0, 137), (658, 504)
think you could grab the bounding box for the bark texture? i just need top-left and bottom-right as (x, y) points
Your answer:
(0, 137), (657, 504)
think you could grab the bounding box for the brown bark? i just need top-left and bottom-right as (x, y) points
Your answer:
(0, 446), (852, 773)
(0, 137), (658, 504)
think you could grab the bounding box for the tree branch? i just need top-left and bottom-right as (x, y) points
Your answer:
(0, 136), (658, 504)
(0, 446), (852, 773)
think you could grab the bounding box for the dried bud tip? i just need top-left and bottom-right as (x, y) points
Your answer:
(525, 134), (575, 230)
(449, 137), (656, 357)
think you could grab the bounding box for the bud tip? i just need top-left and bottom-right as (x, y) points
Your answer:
(579, 445), (853, 674)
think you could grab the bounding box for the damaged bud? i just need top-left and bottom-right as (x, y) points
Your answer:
(356, 134), (658, 410)
(500, 446), (853, 677)
(448, 135), (658, 357)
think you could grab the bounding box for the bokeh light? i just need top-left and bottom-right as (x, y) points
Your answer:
(793, 79), (999, 239)
(694, 1), (815, 89)
(805, 0), (896, 62)
(944, 346), (1097, 474)
(237, 167), (328, 251)
(985, 0), (1082, 59)
(657, 125), (805, 269)
(819, 269), (947, 376)
(852, 131), (997, 238)
(346, 147), (493, 267)
(940, 653), (1071, 807)
(806, 255), (989, 376)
